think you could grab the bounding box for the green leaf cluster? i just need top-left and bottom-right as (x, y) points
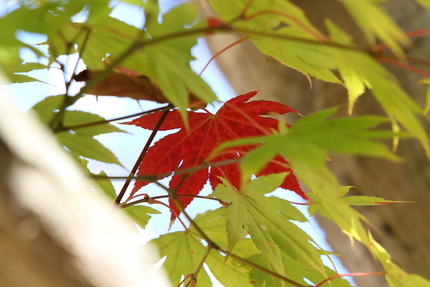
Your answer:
(209, 0), (430, 157)
(213, 106), (429, 285)
(31, 95), (125, 166)
(151, 175), (353, 286)
(43, 2), (216, 113)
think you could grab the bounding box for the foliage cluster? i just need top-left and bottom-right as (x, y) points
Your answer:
(2, 0), (430, 286)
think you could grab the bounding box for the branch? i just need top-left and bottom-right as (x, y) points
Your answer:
(115, 107), (171, 204)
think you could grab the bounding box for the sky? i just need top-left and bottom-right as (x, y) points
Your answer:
(3, 1), (356, 286)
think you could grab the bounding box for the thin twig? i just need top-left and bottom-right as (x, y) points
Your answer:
(50, 28), (92, 132)
(60, 105), (170, 132)
(199, 36), (248, 76)
(91, 158), (242, 182)
(119, 194), (223, 209)
(186, 246), (212, 287)
(66, 28), (91, 92)
(176, 275), (192, 287)
(164, 174), (216, 245)
(115, 107), (171, 204)
(374, 28), (430, 52)
(148, 199), (188, 231)
(377, 55), (430, 78)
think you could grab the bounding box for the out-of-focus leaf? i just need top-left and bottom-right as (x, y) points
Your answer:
(208, 0), (340, 83)
(342, 195), (407, 206)
(63, 110), (127, 136)
(150, 231), (212, 286)
(144, 3), (217, 112)
(30, 95), (65, 124)
(124, 205), (160, 230)
(95, 170), (117, 200)
(57, 132), (122, 166)
(414, 0), (430, 8)
(366, 233), (430, 287)
(341, 0), (408, 56)
(3, 61), (48, 84)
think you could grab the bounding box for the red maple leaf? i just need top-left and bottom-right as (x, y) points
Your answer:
(124, 91), (306, 220)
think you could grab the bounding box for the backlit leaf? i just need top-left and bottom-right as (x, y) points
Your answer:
(144, 3), (217, 111)
(193, 208), (254, 287)
(124, 205), (160, 230)
(342, 196), (407, 206)
(63, 110), (127, 136)
(30, 95), (65, 124)
(150, 231), (212, 286)
(341, 0), (408, 56)
(210, 174), (326, 278)
(56, 132), (122, 166)
(124, 92), (305, 219)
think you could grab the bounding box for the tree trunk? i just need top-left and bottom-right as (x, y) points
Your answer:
(203, 0), (430, 286)
(0, 76), (170, 287)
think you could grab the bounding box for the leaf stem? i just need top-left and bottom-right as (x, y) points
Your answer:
(148, 199), (189, 231)
(91, 158), (242, 182)
(115, 107), (171, 204)
(119, 194), (223, 209)
(185, 246), (212, 287)
(199, 36), (248, 76)
(169, 190), (216, 246)
(313, 270), (386, 287)
(66, 28), (91, 92)
(374, 28), (430, 52)
(177, 275), (193, 287)
(377, 55), (430, 78)
(60, 105), (170, 132)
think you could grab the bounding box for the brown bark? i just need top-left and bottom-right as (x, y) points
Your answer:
(203, 0), (430, 286)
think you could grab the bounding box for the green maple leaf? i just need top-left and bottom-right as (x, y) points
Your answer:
(144, 3), (217, 112)
(124, 205), (160, 230)
(150, 231), (212, 287)
(210, 173), (326, 278)
(193, 208), (254, 287)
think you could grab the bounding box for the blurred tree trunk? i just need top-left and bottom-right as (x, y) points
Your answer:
(203, 0), (430, 286)
(0, 76), (170, 287)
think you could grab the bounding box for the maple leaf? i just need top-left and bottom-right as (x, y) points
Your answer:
(124, 91), (306, 220)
